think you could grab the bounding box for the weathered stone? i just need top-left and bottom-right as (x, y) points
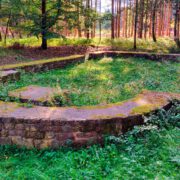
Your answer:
(0, 55), (85, 72)
(0, 70), (20, 83)
(25, 124), (37, 132)
(0, 90), (179, 149)
(45, 132), (55, 139)
(0, 137), (12, 145)
(4, 123), (15, 130)
(22, 138), (34, 148)
(25, 131), (44, 139)
(9, 85), (58, 106)
(33, 139), (42, 148)
(89, 51), (180, 62)
(11, 136), (23, 145)
(55, 132), (74, 142)
(15, 124), (25, 130)
(0, 129), (8, 137)
(39, 139), (53, 149)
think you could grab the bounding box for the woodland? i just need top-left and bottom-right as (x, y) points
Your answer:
(0, 0), (180, 179)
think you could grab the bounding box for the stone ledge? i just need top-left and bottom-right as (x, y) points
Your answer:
(0, 90), (179, 149)
(0, 55), (85, 72)
(8, 85), (58, 106)
(89, 51), (180, 62)
(0, 70), (20, 83)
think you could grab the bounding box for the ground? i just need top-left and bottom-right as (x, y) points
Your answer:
(0, 101), (179, 179)
(0, 37), (179, 66)
(1, 57), (179, 106)
(0, 37), (179, 179)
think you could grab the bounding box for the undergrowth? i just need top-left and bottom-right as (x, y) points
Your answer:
(0, 37), (179, 55)
(0, 100), (179, 179)
(0, 57), (179, 106)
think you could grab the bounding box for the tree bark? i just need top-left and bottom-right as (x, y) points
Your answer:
(134, 0), (138, 50)
(41, 0), (47, 50)
(174, 0), (180, 48)
(111, 0), (115, 39)
(152, 0), (157, 42)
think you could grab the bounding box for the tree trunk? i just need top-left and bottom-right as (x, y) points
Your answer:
(174, 0), (180, 48)
(134, 0), (138, 50)
(0, 32), (2, 41)
(41, 0), (47, 50)
(152, 0), (157, 42)
(111, 0), (115, 39)
(86, 0), (90, 39)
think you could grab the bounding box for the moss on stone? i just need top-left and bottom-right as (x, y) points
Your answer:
(0, 101), (20, 113)
(0, 55), (85, 70)
(130, 104), (155, 115)
(90, 113), (126, 120)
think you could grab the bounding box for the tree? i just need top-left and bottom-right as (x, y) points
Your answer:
(174, 0), (180, 48)
(134, 0), (138, 49)
(111, 0), (115, 39)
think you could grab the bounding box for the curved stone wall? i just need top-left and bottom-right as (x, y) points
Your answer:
(0, 52), (179, 148)
(0, 91), (179, 149)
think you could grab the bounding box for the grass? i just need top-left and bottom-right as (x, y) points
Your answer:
(0, 100), (179, 179)
(0, 37), (179, 54)
(0, 57), (179, 106)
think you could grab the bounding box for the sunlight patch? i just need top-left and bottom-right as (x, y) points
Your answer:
(99, 57), (113, 64)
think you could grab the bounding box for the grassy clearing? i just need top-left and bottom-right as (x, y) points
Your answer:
(0, 57), (179, 106)
(0, 37), (179, 54)
(0, 101), (179, 179)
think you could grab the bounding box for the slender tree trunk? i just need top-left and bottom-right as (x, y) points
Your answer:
(4, 12), (11, 45)
(134, 0), (138, 50)
(0, 32), (2, 41)
(152, 0), (157, 42)
(77, 0), (82, 38)
(41, 0), (47, 50)
(99, 0), (102, 41)
(111, 0), (115, 39)
(86, 0), (90, 39)
(174, 0), (180, 48)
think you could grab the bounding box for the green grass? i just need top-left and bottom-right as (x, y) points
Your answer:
(0, 101), (179, 179)
(0, 37), (179, 54)
(0, 57), (179, 106)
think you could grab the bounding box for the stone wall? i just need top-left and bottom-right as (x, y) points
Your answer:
(0, 115), (143, 149)
(0, 91), (179, 149)
(0, 55), (85, 72)
(89, 51), (180, 62)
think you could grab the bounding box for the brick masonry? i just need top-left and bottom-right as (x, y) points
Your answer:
(0, 55), (86, 72)
(0, 90), (180, 149)
(89, 51), (180, 62)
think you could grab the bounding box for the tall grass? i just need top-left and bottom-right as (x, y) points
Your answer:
(0, 37), (179, 53)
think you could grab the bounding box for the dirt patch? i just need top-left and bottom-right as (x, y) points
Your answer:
(0, 46), (111, 66)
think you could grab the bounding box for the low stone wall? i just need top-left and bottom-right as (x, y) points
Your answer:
(0, 55), (85, 72)
(1, 51), (179, 74)
(89, 51), (180, 62)
(0, 91), (179, 149)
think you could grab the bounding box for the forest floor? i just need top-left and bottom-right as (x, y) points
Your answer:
(1, 57), (179, 106)
(0, 37), (179, 66)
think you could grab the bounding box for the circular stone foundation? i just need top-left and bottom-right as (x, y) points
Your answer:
(0, 90), (179, 149)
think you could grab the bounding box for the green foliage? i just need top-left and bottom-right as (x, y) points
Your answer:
(1, 57), (179, 106)
(0, 102), (179, 179)
(0, 37), (179, 53)
(104, 37), (180, 53)
(145, 100), (180, 129)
